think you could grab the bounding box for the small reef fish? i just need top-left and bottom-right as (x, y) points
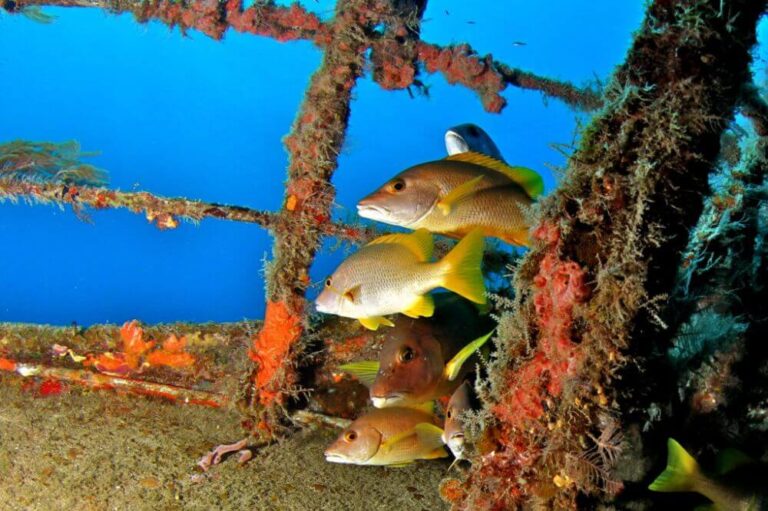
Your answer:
(649, 438), (768, 510)
(315, 228), (486, 331)
(356, 151), (543, 246)
(341, 319), (493, 408)
(324, 404), (448, 466)
(444, 123), (505, 161)
(442, 380), (477, 460)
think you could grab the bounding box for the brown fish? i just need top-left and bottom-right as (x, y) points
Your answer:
(357, 152), (543, 246)
(341, 297), (494, 407)
(442, 380), (477, 460)
(324, 404), (448, 466)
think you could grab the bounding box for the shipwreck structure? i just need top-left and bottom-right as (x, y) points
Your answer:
(2, 0), (767, 509)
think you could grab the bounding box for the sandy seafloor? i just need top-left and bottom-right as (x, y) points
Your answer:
(0, 375), (449, 511)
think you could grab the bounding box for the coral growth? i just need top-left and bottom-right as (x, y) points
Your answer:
(0, 139), (106, 186)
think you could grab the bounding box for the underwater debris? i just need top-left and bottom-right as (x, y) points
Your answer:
(456, 0), (768, 508)
(0, 0), (597, 113)
(2, 0), (768, 509)
(0, 139), (106, 186)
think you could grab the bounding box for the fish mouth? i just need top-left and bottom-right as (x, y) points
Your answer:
(445, 130), (470, 156)
(356, 203), (390, 222)
(371, 394), (404, 408)
(448, 434), (465, 457)
(324, 453), (354, 464)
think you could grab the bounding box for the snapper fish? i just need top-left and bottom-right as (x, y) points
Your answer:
(356, 148), (543, 246)
(442, 380), (478, 460)
(315, 228), (486, 331)
(341, 317), (493, 408)
(324, 404), (448, 466)
(649, 438), (768, 510)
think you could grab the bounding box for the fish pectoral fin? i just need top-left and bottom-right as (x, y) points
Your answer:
(446, 151), (544, 199)
(380, 429), (418, 455)
(500, 229), (531, 248)
(440, 228), (487, 305)
(387, 462), (413, 468)
(359, 316), (395, 331)
(648, 438), (701, 493)
(436, 175), (484, 216)
(404, 400), (435, 414)
(338, 361), (380, 387)
(424, 447), (450, 460)
(366, 229), (433, 261)
(414, 423), (446, 451)
(343, 285), (361, 303)
(444, 329), (495, 381)
(402, 294), (435, 318)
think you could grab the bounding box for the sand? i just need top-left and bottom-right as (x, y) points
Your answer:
(0, 375), (450, 511)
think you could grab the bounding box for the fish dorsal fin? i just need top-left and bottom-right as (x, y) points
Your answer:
(444, 329), (494, 382)
(715, 448), (754, 475)
(339, 361), (380, 387)
(359, 316), (395, 331)
(366, 229), (433, 262)
(414, 423), (446, 451)
(648, 438), (701, 493)
(403, 294), (435, 318)
(446, 151), (544, 199)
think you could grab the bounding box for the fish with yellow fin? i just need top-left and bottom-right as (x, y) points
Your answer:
(324, 403), (448, 466)
(649, 438), (768, 510)
(341, 319), (493, 408)
(357, 151), (543, 247)
(314, 228), (486, 331)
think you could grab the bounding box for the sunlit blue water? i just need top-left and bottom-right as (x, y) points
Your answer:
(0, 1), (648, 325)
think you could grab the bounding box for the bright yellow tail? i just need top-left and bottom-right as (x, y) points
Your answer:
(649, 438), (701, 493)
(439, 229), (486, 304)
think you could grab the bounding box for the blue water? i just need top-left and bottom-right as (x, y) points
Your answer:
(0, 1), (646, 325)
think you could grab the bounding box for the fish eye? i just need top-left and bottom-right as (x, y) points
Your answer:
(390, 179), (406, 193)
(399, 346), (415, 363)
(325, 278), (332, 288)
(447, 409), (453, 419)
(344, 430), (358, 442)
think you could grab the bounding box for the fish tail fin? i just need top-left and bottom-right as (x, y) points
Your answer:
(649, 438), (701, 493)
(439, 229), (486, 304)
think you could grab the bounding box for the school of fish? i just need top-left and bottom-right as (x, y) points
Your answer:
(321, 124), (534, 467)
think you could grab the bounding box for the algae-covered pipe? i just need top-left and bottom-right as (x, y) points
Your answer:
(244, 0), (426, 427)
(452, 1), (768, 509)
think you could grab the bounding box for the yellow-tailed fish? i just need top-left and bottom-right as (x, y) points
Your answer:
(445, 123), (505, 161)
(442, 380), (478, 460)
(314, 228), (486, 331)
(356, 152), (543, 246)
(341, 321), (493, 408)
(324, 404), (448, 466)
(649, 438), (768, 510)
